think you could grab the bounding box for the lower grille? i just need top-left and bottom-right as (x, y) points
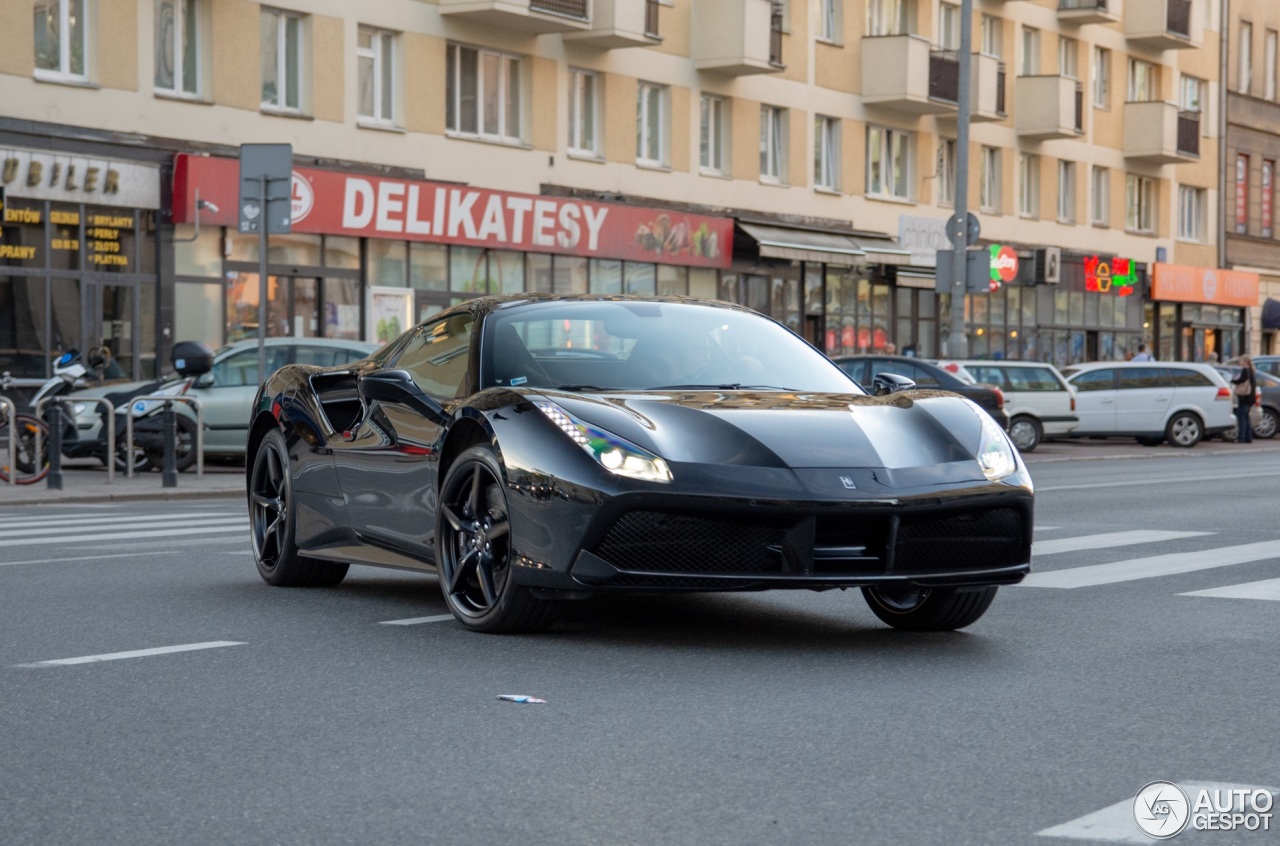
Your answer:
(595, 511), (788, 574)
(895, 508), (1026, 574)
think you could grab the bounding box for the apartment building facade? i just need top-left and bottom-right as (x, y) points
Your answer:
(0, 0), (1237, 379)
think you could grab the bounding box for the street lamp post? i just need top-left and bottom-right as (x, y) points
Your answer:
(948, 0), (975, 359)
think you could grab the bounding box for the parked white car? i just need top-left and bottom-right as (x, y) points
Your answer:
(1060, 361), (1235, 448)
(938, 360), (1077, 452)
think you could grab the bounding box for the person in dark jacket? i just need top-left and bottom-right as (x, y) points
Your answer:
(1231, 355), (1257, 443)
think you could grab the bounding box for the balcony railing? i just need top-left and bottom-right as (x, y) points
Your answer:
(929, 49), (960, 104)
(1177, 110), (1201, 156)
(1074, 82), (1084, 132)
(531, 0), (589, 19)
(769, 1), (784, 66)
(1167, 0), (1192, 37)
(996, 63), (1007, 115)
(1058, 0), (1109, 10)
(645, 0), (660, 36)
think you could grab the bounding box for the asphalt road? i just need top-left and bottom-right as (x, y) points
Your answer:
(2, 447), (1278, 845)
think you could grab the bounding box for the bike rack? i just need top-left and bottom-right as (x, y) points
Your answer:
(0, 397), (14, 486)
(126, 396), (204, 479)
(34, 396), (117, 486)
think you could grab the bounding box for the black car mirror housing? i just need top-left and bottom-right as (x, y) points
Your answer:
(873, 372), (917, 396)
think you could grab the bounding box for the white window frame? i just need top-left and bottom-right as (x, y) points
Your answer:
(814, 115), (840, 191)
(1126, 174), (1156, 233)
(357, 26), (396, 126)
(1179, 74), (1204, 111)
(938, 3), (959, 51)
(1177, 185), (1205, 242)
(1093, 47), (1110, 108)
(1058, 160), (1076, 223)
(867, 0), (910, 37)
(980, 146), (1000, 213)
(1266, 29), (1277, 101)
(1091, 166), (1109, 225)
(818, 0), (840, 42)
(34, 0), (90, 82)
(760, 105), (788, 183)
(1018, 153), (1040, 218)
(261, 7), (304, 113)
(637, 81), (669, 167)
(568, 68), (599, 156)
(1058, 36), (1078, 79)
(1128, 59), (1157, 102)
(699, 93), (728, 174)
(938, 138), (956, 206)
(447, 44), (523, 144)
(155, 0), (202, 97)
(980, 15), (1002, 58)
(1020, 26), (1040, 76)
(1240, 22), (1253, 95)
(867, 126), (913, 200)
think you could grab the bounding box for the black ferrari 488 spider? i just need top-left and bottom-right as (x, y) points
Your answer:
(248, 294), (1033, 633)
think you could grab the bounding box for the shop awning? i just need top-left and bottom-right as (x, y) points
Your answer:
(1263, 298), (1280, 330)
(894, 269), (937, 289)
(738, 222), (866, 266)
(849, 234), (914, 266)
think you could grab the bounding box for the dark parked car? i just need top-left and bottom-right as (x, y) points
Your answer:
(1213, 365), (1277, 440)
(830, 355), (1010, 430)
(248, 295), (1033, 634)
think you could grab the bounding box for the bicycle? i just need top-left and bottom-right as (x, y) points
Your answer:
(0, 372), (52, 484)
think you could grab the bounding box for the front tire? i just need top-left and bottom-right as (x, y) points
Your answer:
(1165, 412), (1202, 448)
(862, 585), (998, 631)
(249, 429), (348, 587)
(436, 445), (557, 633)
(1008, 415), (1042, 452)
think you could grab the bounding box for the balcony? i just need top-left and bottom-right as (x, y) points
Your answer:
(861, 35), (961, 115)
(1058, 0), (1121, 25)
(1014, 76), (1084, 139)
(439, 0), (591, 33)
(693, 0), (784, 75)
(563, 0), (662, 47)
(971, 54), (1006, 122)
(1123, 101), (1200, 163)
(1126, 0), (1200, 49)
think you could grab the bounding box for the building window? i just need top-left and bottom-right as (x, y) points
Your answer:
(447, 44), (522, 143)
(1125, 174), (1156, 233)
(818, 0), (839, 41)
(1058, 161), (1076, 223)
(568, 69), (599, 155)
(814, 115), (840, 190)
(261, 7), (303, 112)
(980, 14), (1002, 57)
(1128, 59), (1157, 102)
(1235, 153), (1250, 234)
(1058, 36), (1078, 79)
(938, 138), (956, 206)
(760, 105), (788, 183)
(1263, 159), (1274, 238)
(1020, 26), (1040, 76)
(1240, 22), (1253, 94)
(867, 0), (910, 37)
(1180, 74), (1204, 112)
(34, 0), (88, 81)
(1093, 47), (1110, 108)
(357, 26), (395, 125)
(1091, 166), (1109, 225)
(980, 146), (1000, 212)
(637, 81), (668, 166)
(700, 94), (728, 174)
(155, 0), (201, 97)
(867, 126), (911, 199)
(1266, 29), (1277, 100)
(1018, 153), (1039, 218)
(1178, 186), (1205, 241)
(938, 2), (959, 51)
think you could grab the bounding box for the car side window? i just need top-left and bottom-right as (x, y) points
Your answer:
(1165, 368), (1212, 388)
(295, 346), (346, 368)
(967, 365), (1006, 388)
(1120, 367), (1168, 390)
(209, 348), (289, 387)
(394, 313), (474, 399)
(1007, 367), (1064, 392)
(836, 360), (866, 384)
(1071, 369), (1115, 392)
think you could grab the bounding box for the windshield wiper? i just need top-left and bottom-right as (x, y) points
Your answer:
(650, 383), (795, 392)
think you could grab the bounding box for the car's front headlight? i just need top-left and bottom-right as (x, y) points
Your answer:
(971, 401), (1018, 482)
(534, 400), (673, 483)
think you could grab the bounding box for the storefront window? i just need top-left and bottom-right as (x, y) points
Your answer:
(410, 242), (448, 291)
(175, 226), (222, 277)
(49, 203), (81, 272)
(689, 268), (716, 299)
(490, 250), (523, 294)
(556, 256), (588, 294)
(325, 236), (360, 269)
(83, 207), (138, 275)
(624, 262), (656, 296)
(0, 277), (46, 375)
(590, 258), (623, 294)
(526, 253), (553, 293)
(369, 240), (407, 286)
(451, 246), (489, 294)
(175, 281), (224, 348)
(50, 278), (80, 355)
(805, 267), (823, 315)
(657, 264), (687, 296)
(323, 278), (361, 339)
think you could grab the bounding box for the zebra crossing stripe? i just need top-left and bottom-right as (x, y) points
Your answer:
(0, 524), (248, 548)
(1019, 540), (1280, 589)
(0, 511), (239, 528)
(1180, 577), (1280, 601)
(0, 517), (247, 539)
(1032, 530), (1211, 557)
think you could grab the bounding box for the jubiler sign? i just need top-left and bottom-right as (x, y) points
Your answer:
(174, 154), (733, 268)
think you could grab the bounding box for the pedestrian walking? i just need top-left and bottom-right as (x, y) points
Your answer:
(1231, 355), (1257, 444)
(1132, 343), (1154, 362)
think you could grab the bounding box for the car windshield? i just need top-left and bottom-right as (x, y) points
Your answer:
(483, 301), (863, 394)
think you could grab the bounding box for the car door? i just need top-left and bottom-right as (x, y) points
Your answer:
(332, 312), (474, 559)
(1114, 367), (1172, 433)
(1067, 368), (1118, 433)
(195, 345), (291, 453)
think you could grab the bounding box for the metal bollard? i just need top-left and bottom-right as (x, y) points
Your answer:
(162, 399), (177, 488)
(45, 403), (63, 490)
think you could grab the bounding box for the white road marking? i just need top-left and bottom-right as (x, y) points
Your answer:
(1037, 781), (1278, 843)
(1038, 471), (1276, 492)
(379, 615), (455, 626)
(1019, 541), (1280, 589)
(0, 551), (173, 567)
(0, 524), (249, 548)
(1032, 530), (1211, 557)
(0, 517), (247, 539)
(0, 511), (239, 527)
(16, 641), (246, 667)
(1034, 526), (1060, 532)
(1181, 577), (1280, 601)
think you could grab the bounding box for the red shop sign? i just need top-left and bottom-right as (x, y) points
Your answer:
(172, 154), (733, 268)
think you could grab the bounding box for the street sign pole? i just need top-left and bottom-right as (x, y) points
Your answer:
(948, 0), (974, 358)
(258, 174), (269, 380)
(237, 144), (292, 383)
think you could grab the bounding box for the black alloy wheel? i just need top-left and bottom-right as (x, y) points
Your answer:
(436, 445), (557, 633)
(249, 429), (348, 587)
(861, 585), (998, 631)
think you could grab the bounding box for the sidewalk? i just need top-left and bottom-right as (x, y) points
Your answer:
(0, 458), (244, 507)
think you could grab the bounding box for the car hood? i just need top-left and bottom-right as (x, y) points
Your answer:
(539, 389), (989, 480)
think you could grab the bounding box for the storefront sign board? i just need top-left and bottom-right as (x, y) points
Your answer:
(897, 215), (949, 267)
(0, 148), (160, 209)
(1151, 262), (1260, 307)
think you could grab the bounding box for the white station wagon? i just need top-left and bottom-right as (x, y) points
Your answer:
(1061, 361), (1235, 448)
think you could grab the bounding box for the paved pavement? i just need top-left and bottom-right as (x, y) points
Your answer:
(3, 437), (1279, 507)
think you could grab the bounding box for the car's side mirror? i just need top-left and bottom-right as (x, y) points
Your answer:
(195, 372), (215, 389)
(358, 369), (446, 421)
(873, 372), (917, 396)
